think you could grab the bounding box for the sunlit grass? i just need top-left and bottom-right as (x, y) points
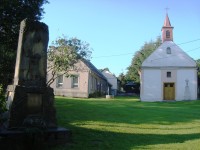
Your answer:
(52, 96), (200, 150)
(71, 120), (200, 135)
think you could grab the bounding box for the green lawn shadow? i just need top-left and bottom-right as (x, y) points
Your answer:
(52, 125), (200, 150)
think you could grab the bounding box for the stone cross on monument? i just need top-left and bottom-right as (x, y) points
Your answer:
(6, 19), (57, 129)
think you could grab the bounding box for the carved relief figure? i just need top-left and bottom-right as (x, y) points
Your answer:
(17, 19), (49, 86)
(22, 31), (45, 80)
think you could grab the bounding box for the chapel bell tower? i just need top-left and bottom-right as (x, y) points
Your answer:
(162, 13), (174, 42)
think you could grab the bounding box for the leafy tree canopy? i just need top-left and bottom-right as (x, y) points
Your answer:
(0, 0), (49, 91)
(126, 36), (162, 82)
(196, 59), (200, 83)
(117, 72), (127, 89)
(47, 36), (92, 86)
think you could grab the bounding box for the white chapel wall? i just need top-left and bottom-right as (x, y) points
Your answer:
(141, 69), (162, 101)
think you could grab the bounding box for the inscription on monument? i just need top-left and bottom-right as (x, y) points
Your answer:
(27, 93), (42, 114)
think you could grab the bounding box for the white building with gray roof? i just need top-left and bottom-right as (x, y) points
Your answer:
(140, 13), (197, 101)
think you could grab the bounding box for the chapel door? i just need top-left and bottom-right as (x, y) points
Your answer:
(163, 83), (175, 100)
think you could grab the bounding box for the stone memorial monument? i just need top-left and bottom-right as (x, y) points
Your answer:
(184, 79), (191, 100)
(0, 19), (71, 149)
(6, 19), (56, 129)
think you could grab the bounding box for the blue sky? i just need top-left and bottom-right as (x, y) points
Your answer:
(42, 0), (200, 76)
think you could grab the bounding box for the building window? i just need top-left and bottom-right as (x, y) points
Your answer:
(166, 47), (171, 54)
(167, 72), (171, 78)
(56, 74), (63, 88)
(166, 30), (170, 38)
(72, 75), (79, 88)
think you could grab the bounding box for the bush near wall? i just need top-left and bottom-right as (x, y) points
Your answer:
(0, 84), (6, 114)
(89, 91), (104, 98)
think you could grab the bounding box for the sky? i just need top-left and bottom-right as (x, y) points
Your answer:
(41, 0), (200, 76)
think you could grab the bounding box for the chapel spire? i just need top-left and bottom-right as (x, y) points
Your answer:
(161, 13), (174, 42)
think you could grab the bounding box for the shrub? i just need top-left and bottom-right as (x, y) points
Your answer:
(89, 91), (103, 98)
(0, 84), (6, 113)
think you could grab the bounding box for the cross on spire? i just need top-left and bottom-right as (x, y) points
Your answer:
(162, 8), (174, 42)
(165, 7), (169, 13)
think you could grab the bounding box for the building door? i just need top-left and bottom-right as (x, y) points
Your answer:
(163, 83), (175, 100)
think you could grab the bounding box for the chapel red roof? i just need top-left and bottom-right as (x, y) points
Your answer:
(163, 13), (172, 27)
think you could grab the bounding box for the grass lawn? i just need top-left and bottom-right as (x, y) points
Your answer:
(51, 96), (200, 150)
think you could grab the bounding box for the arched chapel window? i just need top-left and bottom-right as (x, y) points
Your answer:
(166, 30), (170, 38)
(166, 47), (171, 54)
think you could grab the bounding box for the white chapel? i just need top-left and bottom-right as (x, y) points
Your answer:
(140, 13), (197, 101)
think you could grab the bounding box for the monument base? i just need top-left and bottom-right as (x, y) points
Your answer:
(0, 127), (71, 150)
(7, 85), (57, 129)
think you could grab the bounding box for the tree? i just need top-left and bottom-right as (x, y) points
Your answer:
(126, 36), (162, 82)
(47, 36), (92, 86)
(196, 59), (200, 72)
(196, 59), (200, 96)
(0, 84), (6, 117)
(0, 0), (49, 91)
(118, 72), (127, 90)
